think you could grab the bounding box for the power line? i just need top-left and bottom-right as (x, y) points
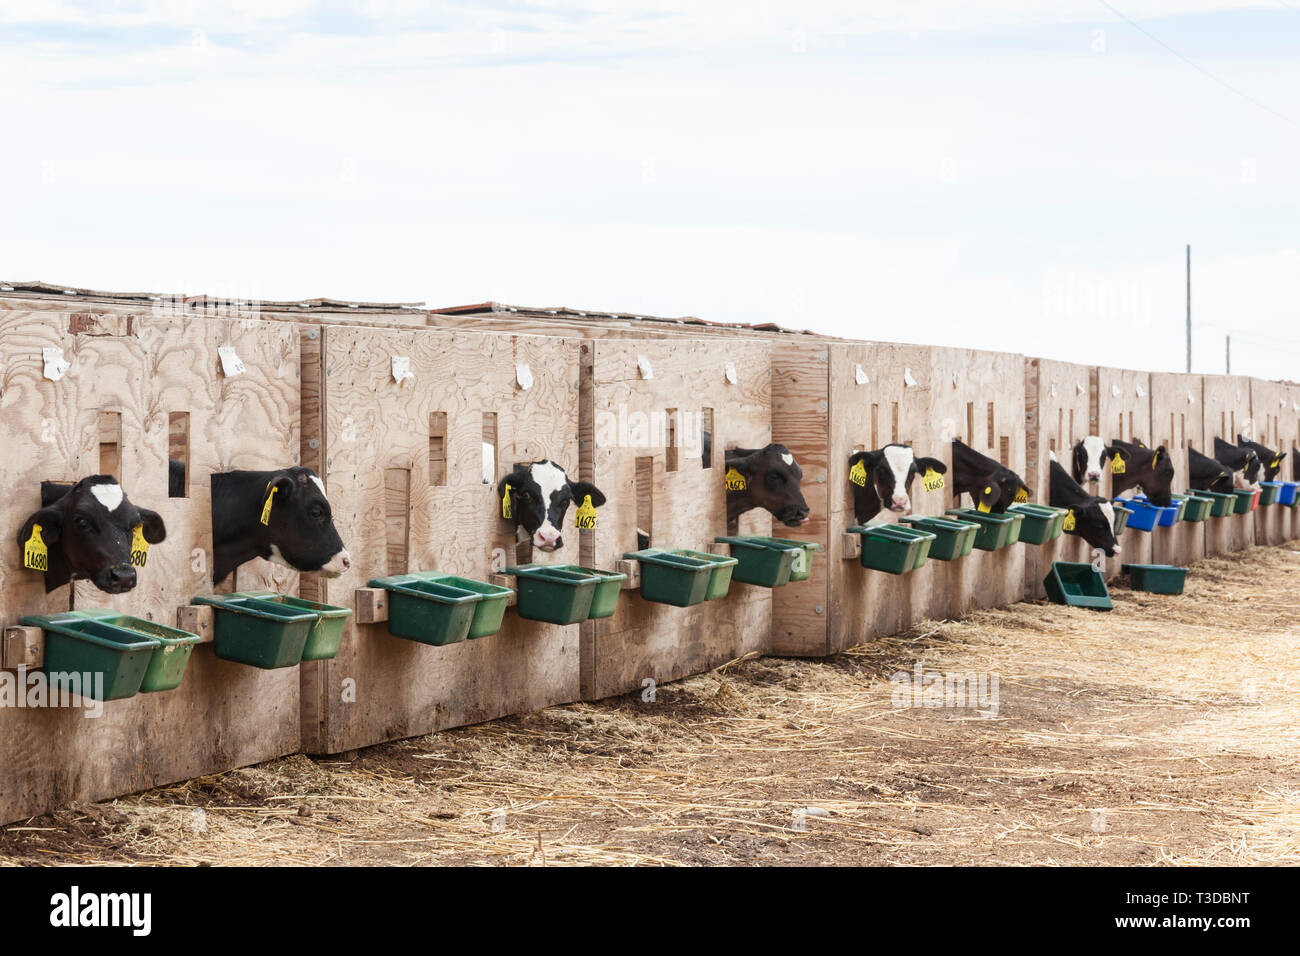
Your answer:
(1277, 0), (1300, 19)
(1094, 0), (1300, 133)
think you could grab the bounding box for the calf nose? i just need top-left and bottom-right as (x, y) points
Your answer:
(535, 528), (561, 549)
(107, 566), (136, 590)
(1086, 471), (1102, 482)
(890, 494), (909, 511)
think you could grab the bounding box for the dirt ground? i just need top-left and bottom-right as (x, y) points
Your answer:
(3, 544), (1299, 866)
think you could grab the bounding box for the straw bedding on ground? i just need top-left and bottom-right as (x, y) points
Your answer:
(3, 544), (1298, 866)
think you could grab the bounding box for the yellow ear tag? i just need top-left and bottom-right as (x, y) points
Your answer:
(725, 467), (747, 491)
(1064, 509), (1076, 532)
(922, 468), (945, 492)
(977, 486), (992, 513)
(501, 484), (513, 519)
(1110, 453), (1126, 475)
(574, 494), (598, 530)
(1151, 450), (1160, 466)
(129, 523), (149, 568)
(1014, 486), (1029, 503)
(260, 485), (277, 525)
(23, 523), (48, 571)
(849, 460), (867, 487)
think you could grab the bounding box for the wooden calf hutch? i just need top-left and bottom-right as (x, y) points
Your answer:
(1200, 374), (1257, 557)
(0, 304), (303, 824)
(1249, 378), (1299, 547)
(1148, 372), (1207, 568)
(1095, 366), (1157, 572)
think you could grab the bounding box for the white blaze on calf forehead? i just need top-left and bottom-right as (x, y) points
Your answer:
(881, 445), (916, 493)
(529, 461), (570, 544)
(309, 475), (328, 500)
(1081, 436), (1106, 474)
(780, 452), (794, 467)
(89, 482), (124, 512)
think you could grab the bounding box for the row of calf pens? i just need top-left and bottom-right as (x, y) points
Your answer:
(1, 284), (1298, 824)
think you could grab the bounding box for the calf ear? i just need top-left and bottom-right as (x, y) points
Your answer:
(569, 480), (606, 508)
(18, 506), (63, 549)
(138, 508), (167, 544)
(40, 481), (73, 508)
(496, 473), (515, 499)
(914, 456), (946, 474)
(729, 450), (759, 478)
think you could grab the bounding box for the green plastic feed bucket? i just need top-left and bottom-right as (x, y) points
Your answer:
(623, 550), (713, 606)
(1111, 503), (1132, 535)
(1178, 493), (1213, 523)
(70, 609), (201, 693)
(712, 536), (799, 588)
(1232, 488), (1259, 514)
(736, 536), (822, 582)
(1167, 494), (1188, 522)
(234, 591), (352, 659)
(848, 524), (935, 574)
(366, 576), (480, 644)
(1121, 563), (1188, 595)
(899, 515), (979, 561)
(503, 565), (600, 624)
(1193, 488), (1236, 517)
(1043, 562), (1113, 610)
(1258, 482), (1280, 507)
(192, 594), (317, 667)
(524, 565), (628, 618)
(664, 552), (736, 601)
(22, 613), (159, 701)
(1007, 503), (1067, 545)
(404, 573), (512, 638)
(945, 509), (1016, 551)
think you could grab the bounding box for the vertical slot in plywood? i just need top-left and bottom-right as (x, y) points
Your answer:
(635, 455), (654, 542)
(385, 467), (410, 575)
(98, 410), (121, 478)
(168, 411), (189, 497)
(701, 408), (713, 468)
(481, 412), (498, 484)
(665, 409), (678, 472)
(987, 402), (995, 448)
(429, 412), (447, 486)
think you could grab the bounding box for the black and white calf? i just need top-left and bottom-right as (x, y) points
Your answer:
(1070, 436), (1119, 485)
(18, 475), (167, 594)
(951, 440), (1030, 512)
(498, 461), (606, 553)
(846, 444), (947, 524)
(1212, 437), (1261, 490)
(211, 467), (351, 585)
(724, 444), (810, 527)
(1106, 439), (1175, 506)
(1048, 458), (1120, 557)
(1236, 434), (1284, 482)
(1187, 446), (1234, 492)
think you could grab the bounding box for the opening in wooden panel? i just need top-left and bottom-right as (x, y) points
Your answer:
(635, 456), (654, 542)
(966, 402), (974, 445)
(701, 408), (713, 469)
(98, 411), (121, 479)
(891, 402), (899, 444)
(986, 402), (995, 448)
(999, 435), (1009, 467)
(429, 412), (447, 486)
(168, 411), (189, 497)
(384, 467), (410, 575)
(871, 404), (879, 449)
(481, 412), (497, 484)
(665, 408), (678, 472)
(1068, 409), (1075, 446)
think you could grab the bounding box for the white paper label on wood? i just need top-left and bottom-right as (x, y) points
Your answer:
(724, 361), (738, 385)
(1049, 383), (1057, 399)
(516, 362), (534, 390)
(1076, 382), (1085, 394)
(952, 371), (960, 387)
(1280, 397), (1287, 408)
(637, 355), (653, 380)
(1188, 391), (1196, 405)
(1111, 384), (1121, 398)
(42, 347), (71, 381)
(903, 367), (917, 387)
(1136, 384), (1145, 398)
(854, 364), (869, 385)
(391, 355), (414, 386)
(217, 346), (246, 377)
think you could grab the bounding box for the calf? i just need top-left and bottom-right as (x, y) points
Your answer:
(1212, 437), (1261, 490)
(950, 439), (1030, 512)
(1236, 434), (1284, 481)
(1106, 439), (1175, 506)
(1048, 458), (1120, 557)
(1070, 436), (1117, 485)
(846, 444), (947, 524)
(498, 460), (606, 553)
(1187, 446), (1234, 492)
(212, 467), (351, 585)
(18, 475), (167, 593)
(724, 444), (810, 527)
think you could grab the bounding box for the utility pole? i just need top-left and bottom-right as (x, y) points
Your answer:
(1186, 244), (1192, 373)
(1226, 335), (1231, 374)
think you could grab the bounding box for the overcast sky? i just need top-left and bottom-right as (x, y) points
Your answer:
(1, 1), (1297, 378)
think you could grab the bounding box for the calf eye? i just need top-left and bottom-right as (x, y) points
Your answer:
(309, 505), (325, 520)
(73, 516), (91, 533)
(766, 472), (785, 487)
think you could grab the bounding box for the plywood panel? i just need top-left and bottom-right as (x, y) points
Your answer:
(0, 310), (302, 824)
(582, 338), (773, 700)
(1249, 379), (1293, 546)
(929, 348), (1027, 618)
(1201, 374), (1256, 555)
(1023, 358), (1097, 598)
(1096, 367), (1155, 573)
(1149, 372), (1205, 567)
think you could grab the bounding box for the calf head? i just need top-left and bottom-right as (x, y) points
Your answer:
(847, 444), (946, 524)
(1070, 498), (1120, 557)
(18, 476), (166, 594)
(725, 444), (810, 527)
(1109, 439), (1175, 507)
(951, 439), (1030, 512)
(1070, 436), (1120, 485)
(1213, 437), (1260, 489)
(211, 467), (350, 585)
(1188, 446), (1234, 492)
(498, 460), (605, 552)
(1237, 435), (1284, 481)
